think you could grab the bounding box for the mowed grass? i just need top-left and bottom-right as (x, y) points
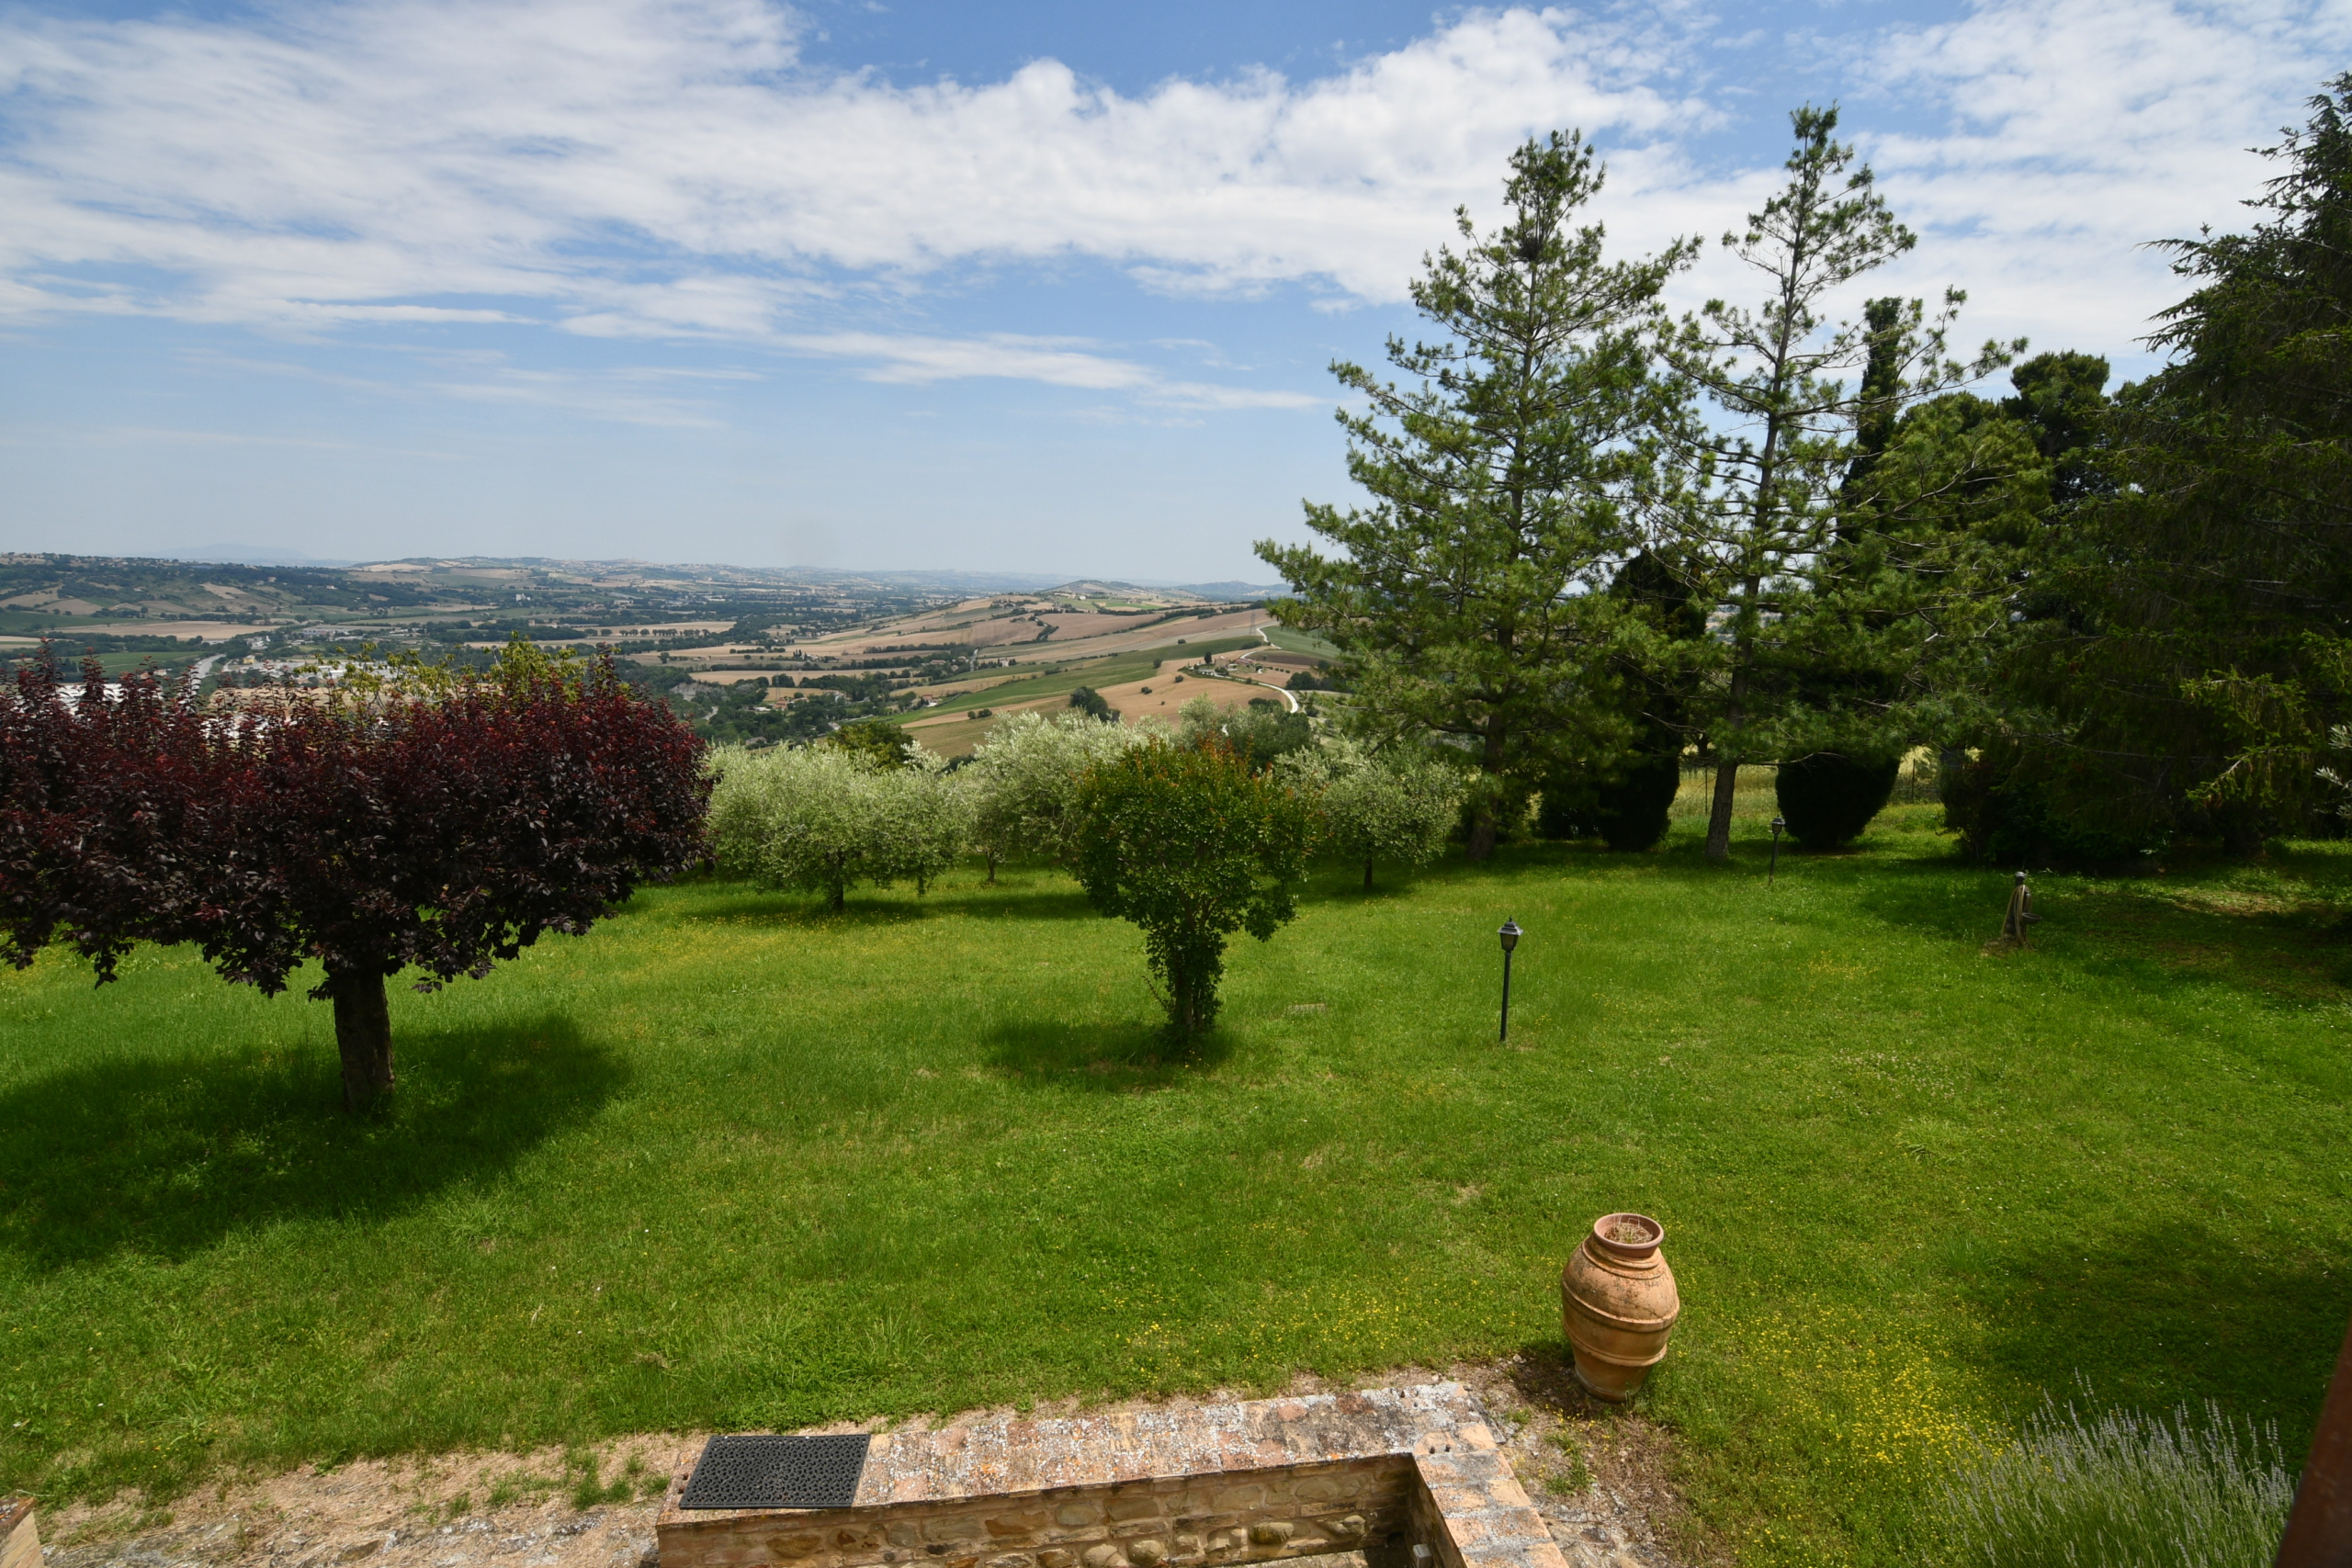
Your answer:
(3, 795), (2350, 1566)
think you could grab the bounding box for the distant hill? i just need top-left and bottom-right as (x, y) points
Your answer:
(1162, 581), (1287, 601)
(786, 568), (1067, 593)
(154, 545), (361, 568)
(5, 554), (1286, 637)
(1051, 578), (1285, 601)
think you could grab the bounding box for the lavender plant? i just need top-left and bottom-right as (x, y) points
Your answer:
(1930, 1390), (2292, 1567)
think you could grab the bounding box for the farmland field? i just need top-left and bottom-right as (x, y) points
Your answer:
(2, 793), (2347, 1566)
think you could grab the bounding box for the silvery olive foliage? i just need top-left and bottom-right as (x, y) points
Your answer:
(1275, 739), (1464, 889)
(965, 710), (1162, 876)
(707, 740), (973, 909)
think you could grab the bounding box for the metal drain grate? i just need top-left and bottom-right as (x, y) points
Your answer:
(678, 1434), (871, 1510)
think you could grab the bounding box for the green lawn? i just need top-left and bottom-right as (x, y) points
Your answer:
(3, 800), (2348, 1566)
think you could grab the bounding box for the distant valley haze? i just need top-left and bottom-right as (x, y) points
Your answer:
(0, 0), (2341, 578)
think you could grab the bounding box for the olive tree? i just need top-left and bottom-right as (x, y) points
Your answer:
(1277, 740), (1464, 888)
(966, 710), (1157, 878)
(708, 740), (968, 908)
(871, 750), (976, 895)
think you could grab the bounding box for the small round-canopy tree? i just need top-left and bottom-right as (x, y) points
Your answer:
(1276, 739), (1464, 888)
(2, 645), (709, 1111)
(827, 718), (914, 770)
(1175, 695), (1314, 772)
(1068, 687), (1118, 722)
(707, 739), (969, 908)
(1073, 739), (1315, 1040)
(966, 711), (1155, 879)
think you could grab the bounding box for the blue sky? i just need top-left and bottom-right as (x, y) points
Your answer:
(1, 0), (2345, 581)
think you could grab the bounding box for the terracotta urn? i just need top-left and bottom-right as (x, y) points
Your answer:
(1560, 1212), (1680, 1402)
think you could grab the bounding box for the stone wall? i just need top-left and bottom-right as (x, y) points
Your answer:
(676, 1455), (1411, 1568)
(656, 1386), (1564, 1568)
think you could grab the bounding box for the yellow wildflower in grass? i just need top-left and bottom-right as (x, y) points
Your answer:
(1680, 1302), (1994, 1568)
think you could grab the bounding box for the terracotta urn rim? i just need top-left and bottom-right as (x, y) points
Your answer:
(1589, 1212), (1664, 1260)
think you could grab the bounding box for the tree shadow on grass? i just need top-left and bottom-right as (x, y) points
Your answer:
(981, 1018), (1233, 1089)
(0, 1013), (626, 1270)
(683, 883), (1102, 926)
(1952, 1213), (2346, 1450)
(1843, 853), (2352, 1011)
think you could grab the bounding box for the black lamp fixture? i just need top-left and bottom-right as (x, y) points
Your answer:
(1769, 815), (1786, 886)
(1497, 919), (1521, 1043)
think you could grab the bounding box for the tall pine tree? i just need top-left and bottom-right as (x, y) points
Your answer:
(1257, 131), (1693, 858)
(1660, 107), (2010, 861)
(2058, 75), (2352, 844)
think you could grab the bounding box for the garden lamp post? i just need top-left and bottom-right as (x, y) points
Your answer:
(1497, 919), (1521, 1043)
(1769, 816), (1786, 885)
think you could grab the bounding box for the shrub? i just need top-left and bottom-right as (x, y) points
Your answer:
(1534, 745), (1682, 852)
(1595, 753), (1680, 851)
(1068, 686), (1117, 721)
(1540, 752), (1680, 851)
(1942, 745), (2171, 866)
(1774, 750), (1901, 848)
(1927, 1393), (2291, 1567)
(1277, 740), (1464, 887)
(1073, 739), (1316, 1039)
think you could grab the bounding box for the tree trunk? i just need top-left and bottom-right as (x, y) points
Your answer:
(986, 852), (997, 886)
(2219, 802), (2267, 860)
(1467, 718), (1507, 862)
(326, 961), (394, 1112)
(1704, 758), (1739, 862)
(1705, 633), (1755, 863)
(1937, 745), (1965, 805)
(1363, 856), (1375, 891)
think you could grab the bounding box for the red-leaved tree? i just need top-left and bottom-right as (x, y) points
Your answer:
(2, 644), (707, 1110)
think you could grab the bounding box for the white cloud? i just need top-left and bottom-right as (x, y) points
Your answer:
(0, 0), (2344, 382)
(777, 331), (1322, 407)
(0, 0), (1698, 336)
(1836, 0), (2352, 367)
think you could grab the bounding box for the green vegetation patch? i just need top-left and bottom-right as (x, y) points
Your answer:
(0, 807), (2346, 1568)
(919, 637), (1261, 709)
(1259, 626), (1340, 659)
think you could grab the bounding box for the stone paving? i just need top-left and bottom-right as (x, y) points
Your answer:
(28, 1371), (1694, 1568)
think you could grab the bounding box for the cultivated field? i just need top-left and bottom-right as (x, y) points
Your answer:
(2, 794), (2345, 1566)
(902, 662), (1282, 755)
